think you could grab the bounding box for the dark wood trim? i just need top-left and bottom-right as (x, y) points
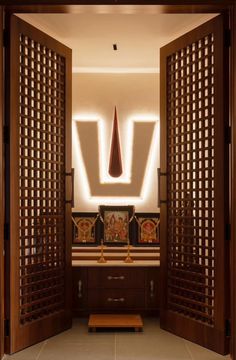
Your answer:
(1, 3), (233, 14)
(1, 0), (234, 6)
(231, 4), (236, 360)
(4, 12), (10, 356)
(0, 6), (4, 360)
(2, 0), (234, 4)
(159, 15), (167, 321)
(65, 25), (73, 327)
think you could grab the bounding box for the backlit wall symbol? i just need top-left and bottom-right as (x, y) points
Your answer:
(72, 115), (159, 203)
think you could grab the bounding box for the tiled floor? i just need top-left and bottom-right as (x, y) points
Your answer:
(4, 318), (231, 360)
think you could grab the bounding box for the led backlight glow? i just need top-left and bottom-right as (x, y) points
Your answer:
(72, 113), (159, 205)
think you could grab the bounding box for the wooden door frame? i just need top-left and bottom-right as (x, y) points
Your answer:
(231, 4), (236, 358)
(0, 0), (235, 358)
(0, 6), (3, 360)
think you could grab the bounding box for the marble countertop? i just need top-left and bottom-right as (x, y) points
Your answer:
(72, 259), (160, 267)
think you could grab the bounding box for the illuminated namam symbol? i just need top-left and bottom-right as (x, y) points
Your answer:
(72, 114), (159, 203)
(108, 107), (123, 178)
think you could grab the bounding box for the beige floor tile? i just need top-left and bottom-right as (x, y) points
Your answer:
(184, 340), (231, 360)
(4, 318), (231, 360)
(37, 341), (115, 360)
(115, 332), (191, 360)
(140, 317), (161, 333)
(4, 341), (46, 360)
(47, 318), (115, 344)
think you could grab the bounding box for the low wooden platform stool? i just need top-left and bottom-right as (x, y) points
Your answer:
(88, 314), (143, 332)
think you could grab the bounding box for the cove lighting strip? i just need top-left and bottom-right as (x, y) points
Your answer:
(72, 67), (160, 74)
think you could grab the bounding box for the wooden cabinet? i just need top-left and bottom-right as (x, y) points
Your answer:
(72, 266), (160, 316)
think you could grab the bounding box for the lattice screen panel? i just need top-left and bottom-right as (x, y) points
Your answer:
(19, 34), (66, 325)
(167, 34), (215, 325)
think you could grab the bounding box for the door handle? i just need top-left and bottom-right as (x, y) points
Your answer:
(65, 168), (74, 207)
(150, 280), (154, 298)
(107, 297), (125, 302)
(78, 280), (82, 298)
(107, 275), (125, 280)
(157, 168), (167, 207)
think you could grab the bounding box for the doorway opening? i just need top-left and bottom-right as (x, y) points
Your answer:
(17, 9), (217, 212)
(3, 6), (230, 358)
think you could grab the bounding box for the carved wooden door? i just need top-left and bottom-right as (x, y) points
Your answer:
(5, 15), (72, 353)
(160, 15), (230, 355)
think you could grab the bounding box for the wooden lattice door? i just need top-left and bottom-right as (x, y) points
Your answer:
(160, 16), (229, 354)
(5, 16), (72, 353)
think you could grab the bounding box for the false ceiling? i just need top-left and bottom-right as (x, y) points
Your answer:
(17, 10), (217, 72)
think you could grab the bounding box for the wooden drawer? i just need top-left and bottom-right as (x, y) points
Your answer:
(88, 289), (145, 309)
(88, 267), (145, 289)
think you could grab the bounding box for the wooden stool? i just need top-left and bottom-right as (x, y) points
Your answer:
(88, 314), (143, 332)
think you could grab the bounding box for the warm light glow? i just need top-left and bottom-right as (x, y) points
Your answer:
(72, 113), (159, 205)
(72, 67), (160, 74)
(73, 113), (108, 183)
(72, 121), (91, 202)
(88, 196), (144, 205)
(140, 120), (160, 200)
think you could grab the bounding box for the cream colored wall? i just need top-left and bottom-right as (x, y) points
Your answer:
(72, 73), (160, 212)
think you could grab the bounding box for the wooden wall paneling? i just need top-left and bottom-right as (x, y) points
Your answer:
(0, 6), (4, 360)
(160, 15), (229, 354)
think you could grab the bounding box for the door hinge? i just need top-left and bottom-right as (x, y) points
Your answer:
(4, 222), (9, 241)
(225, 319), (231, 337)
(225, 223), (231, 241)
(224, 29), (231, 48)
(4, 319), (10, 337)
(225, 126), (231, 144)
(3, 28), (9, 48)
(4, 125), (9, 144)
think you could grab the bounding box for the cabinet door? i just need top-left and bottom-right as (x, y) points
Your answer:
(72, 268), (87, 315)
(145, 268), (160, 311)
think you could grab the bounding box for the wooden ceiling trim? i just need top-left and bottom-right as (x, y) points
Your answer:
(3, 3), (233, 15)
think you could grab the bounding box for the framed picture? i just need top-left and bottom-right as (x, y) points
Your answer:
(99, 205), (135, 245)
(134, 213), (160, 246)
(72, 212), (100, 246)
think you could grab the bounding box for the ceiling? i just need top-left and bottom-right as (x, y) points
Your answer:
(17, 10), (217, 72)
